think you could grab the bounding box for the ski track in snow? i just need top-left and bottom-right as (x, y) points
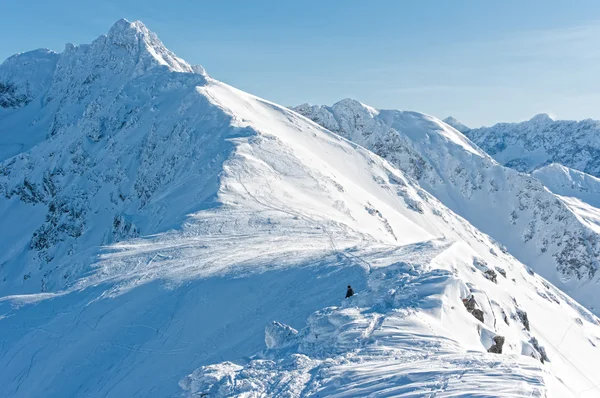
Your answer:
(0, 19), (599, 398)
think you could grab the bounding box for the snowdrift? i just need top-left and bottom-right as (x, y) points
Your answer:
(0, 19), (599, 397)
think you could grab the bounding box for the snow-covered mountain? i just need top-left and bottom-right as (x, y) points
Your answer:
(465, 114), (600, 177)
(294, 101), (600, 315)
(1, 19), (600, 397)
(443, 116), (469, 133)
(534, 163), (600, 206)
(533, 163), (600, 235)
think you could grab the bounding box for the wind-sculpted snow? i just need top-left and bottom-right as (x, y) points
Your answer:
(443, 116), (470, 133)
(533, 164), (600, 237)
(294, 100), (600, 316)
(534, 163), (600, 207)
(182, 241), (600, 397)
(1, 19), (600, 397)
(465, 114), (600, 178)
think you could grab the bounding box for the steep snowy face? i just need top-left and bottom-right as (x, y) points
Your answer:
(0, 19), (464, 297)
(0, 49), (58, 109)
(183, 241), (600, 397)
(465, 114), (600, 177)
(0, 19), (209, 295)
(533, 164), (600, 234)
(1, 20), (600, 398)
(534, 163), (600, 204)
(442, 116), (470, 133)
(294, 101), (600, 314)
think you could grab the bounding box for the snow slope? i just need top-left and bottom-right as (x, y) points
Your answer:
(294, 101), (600, 316)
(0, 20), (599, 397)
(534, 163), (600, 207)
(533, 163), (600, 235)
(443, 116), (470, 133)
(465, 114), (600, 177)
(183, 241), (600, 397)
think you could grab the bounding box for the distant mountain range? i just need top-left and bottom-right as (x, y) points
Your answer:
(451, 113), (600, 178)
(1, 19), (599, 398)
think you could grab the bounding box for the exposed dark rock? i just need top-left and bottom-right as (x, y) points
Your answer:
(0, 81), (30, 109)
(462, 296), (485, 322)
(484, 269), (498, 283)
(472, 309), (484, 322)
(530, 337), (549, 363)
(516, 309), (530, 331)
(30, 196), (86, 251)
(473, 257), (498, 283)
(12, 178), (47, 204)
(488, 335), (505, 354)
(495, 266), (507, 278)
(463, 296), (477, 312)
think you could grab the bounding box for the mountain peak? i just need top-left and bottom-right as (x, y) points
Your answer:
(529, 113), (554, 124)
(332, 98), (380, 117)
(108, 18), (137, 33)
(442, 116), (470, 132)
(101, 18), (192, 74)
(106, 18), (146, 47)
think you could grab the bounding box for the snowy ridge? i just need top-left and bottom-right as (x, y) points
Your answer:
(0, 20), (599, 397)
(533, 163), (600, 235)
(442, 116), (470, 133)
(0, 49), (58, 109)
(465, 114), (600, 177)
(182, 240), (600, 397)
(294, 101), (600, 315)
(534, 163), (600, 205)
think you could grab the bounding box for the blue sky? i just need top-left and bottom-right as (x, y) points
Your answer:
(2, 0), (600, 126)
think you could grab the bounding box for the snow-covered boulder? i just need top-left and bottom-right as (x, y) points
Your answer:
(265, 321), (299, 350)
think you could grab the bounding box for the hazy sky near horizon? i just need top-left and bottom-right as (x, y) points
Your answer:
(2, 0), (600, 127)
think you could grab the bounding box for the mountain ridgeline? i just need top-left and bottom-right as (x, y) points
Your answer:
(294, 101), (600, 314)
(0, 19), (599, 397)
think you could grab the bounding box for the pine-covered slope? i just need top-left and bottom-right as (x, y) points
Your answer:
(0, 20), (599, 398)
(294, 101), (600, 315)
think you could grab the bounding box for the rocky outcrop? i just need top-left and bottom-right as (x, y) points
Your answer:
(516, 309), (530, 331)
(488, 336), (505, 354)
(530, 337), (549, 363)
(463, 295), (485, 323)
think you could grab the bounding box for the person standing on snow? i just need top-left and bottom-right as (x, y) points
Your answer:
(345, 285), (354, 298)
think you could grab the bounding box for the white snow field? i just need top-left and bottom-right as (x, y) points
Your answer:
(0, 19), (599, 397)
(531, 164), (600, 242)
(294, 101), (600, 317)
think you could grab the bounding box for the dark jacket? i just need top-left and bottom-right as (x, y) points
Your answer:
(345, 286), (354, 298)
